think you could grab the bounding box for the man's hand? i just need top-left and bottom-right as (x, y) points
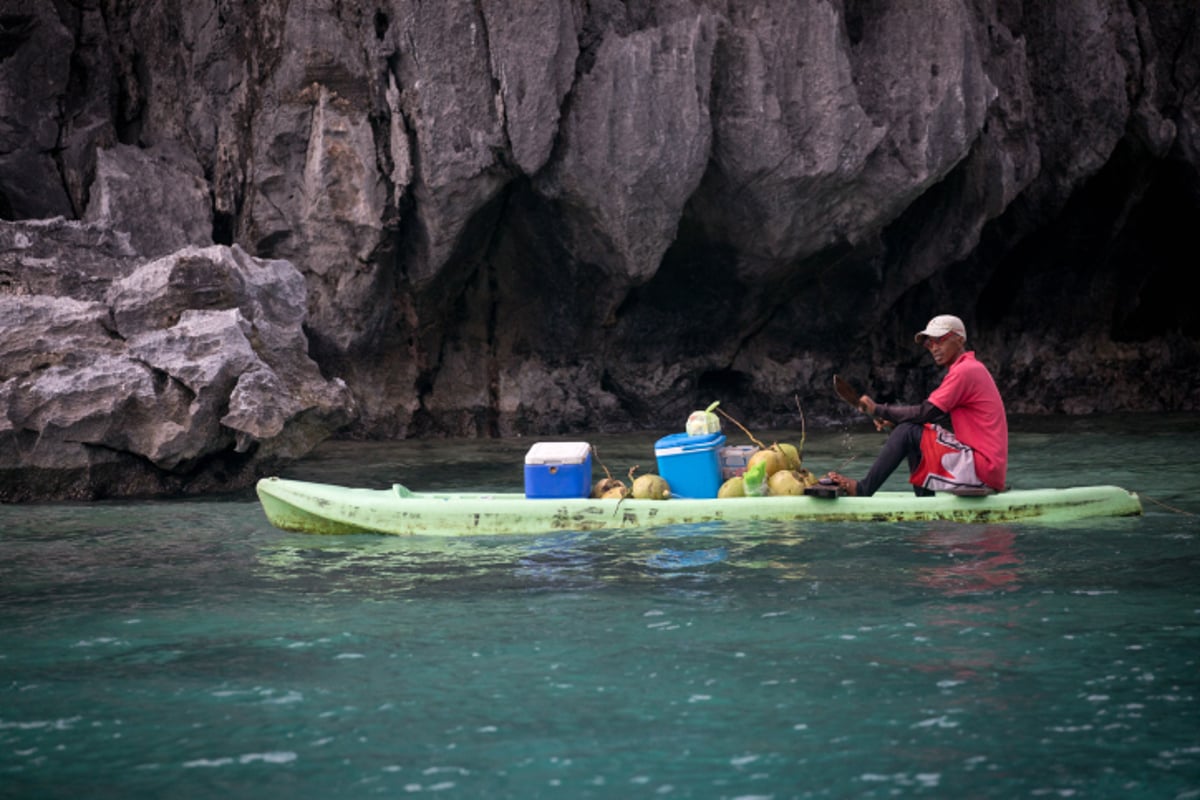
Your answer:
(858, 395), (893, 431)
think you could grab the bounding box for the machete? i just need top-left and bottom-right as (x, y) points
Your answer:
(834, 374), (892, 432)
(833, 374), (863, 412)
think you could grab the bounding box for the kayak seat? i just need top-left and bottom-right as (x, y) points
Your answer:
(948, 486), (994, 497)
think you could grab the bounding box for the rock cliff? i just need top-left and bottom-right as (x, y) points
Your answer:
(1, 0), (1197, 499)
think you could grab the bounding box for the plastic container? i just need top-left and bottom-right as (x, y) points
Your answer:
(718, 445), (759, 481)
(654, 432), (727, 499)
(524, 442), (592, 499)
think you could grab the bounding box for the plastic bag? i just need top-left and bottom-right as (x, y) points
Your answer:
(742, 459), (769, 496)
(686, 401), (722, 436)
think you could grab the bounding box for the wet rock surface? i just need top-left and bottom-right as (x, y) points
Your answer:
(1, 1), (1197, 499)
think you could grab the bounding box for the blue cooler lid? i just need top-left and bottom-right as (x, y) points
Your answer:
(654, 432), (727, 455)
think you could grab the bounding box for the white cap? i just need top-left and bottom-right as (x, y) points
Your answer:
(914, 314), (967, 344)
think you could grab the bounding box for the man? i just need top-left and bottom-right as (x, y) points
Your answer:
(827, 314), (1008, 497)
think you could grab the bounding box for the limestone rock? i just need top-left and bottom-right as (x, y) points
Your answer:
(480, 0), (581, 176)
(537, 12), (718, 284)
(0, 223), (352, 500)
(84, 143), (214, 257)
(0, 0), (1196, 465)
(0, 217), (141, 299)
(0, 5), (77, 219)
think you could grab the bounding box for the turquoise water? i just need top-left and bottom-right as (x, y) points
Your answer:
(2, 415), (1198, 798)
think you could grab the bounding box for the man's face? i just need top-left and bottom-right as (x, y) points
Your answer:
(924, 332), (964, 367)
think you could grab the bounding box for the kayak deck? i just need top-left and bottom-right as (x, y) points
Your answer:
(255, 477), (1143, 536)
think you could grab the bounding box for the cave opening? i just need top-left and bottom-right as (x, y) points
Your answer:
(1106, 155), (1199, 341)
(696, 367), (752, 398)
(611, 211), (745, 355)
(975, 139), (1199, 342)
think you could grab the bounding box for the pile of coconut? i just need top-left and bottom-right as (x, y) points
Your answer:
(717, 442), (818, 498)
(589, 400), (819, 501)
(588, 441), (817, 501)
(591, 465), (671, 500)
(715, 400), (819, 497)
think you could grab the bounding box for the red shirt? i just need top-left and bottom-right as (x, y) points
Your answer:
(928, 351), (1008, 490)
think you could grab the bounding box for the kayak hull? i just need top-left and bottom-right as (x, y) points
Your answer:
(255, 477), (1143, 536)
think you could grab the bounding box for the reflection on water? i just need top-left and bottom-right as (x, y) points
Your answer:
(912, 526), (1024, 596)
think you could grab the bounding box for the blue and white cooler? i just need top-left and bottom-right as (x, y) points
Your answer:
(524, 441), (593, 499)
(654, 432), (727, 498)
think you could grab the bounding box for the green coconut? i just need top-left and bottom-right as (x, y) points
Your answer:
(601, 483), (629, 500)
(767, 469), (806, 496)
(718, 476), (746, 498)
(774, 442), (802, 471)
(747, 449), (785, 480)
(632, 473), (671, 500)
(592, 477), (625, 498)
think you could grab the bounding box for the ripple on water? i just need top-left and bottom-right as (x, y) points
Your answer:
(182, 751), (298, 768)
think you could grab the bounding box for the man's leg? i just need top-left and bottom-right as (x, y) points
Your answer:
(856, 422), (926, 497)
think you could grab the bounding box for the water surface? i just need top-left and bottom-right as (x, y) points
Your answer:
(2, 415), (1198, 798)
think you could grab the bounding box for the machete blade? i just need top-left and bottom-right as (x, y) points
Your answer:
(833, 374), (861, 411)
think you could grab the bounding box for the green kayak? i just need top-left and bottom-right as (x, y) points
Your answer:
(255, 477), (1143, 536)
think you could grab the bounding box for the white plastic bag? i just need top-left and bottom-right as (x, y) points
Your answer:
(685, 401), (721, 436)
